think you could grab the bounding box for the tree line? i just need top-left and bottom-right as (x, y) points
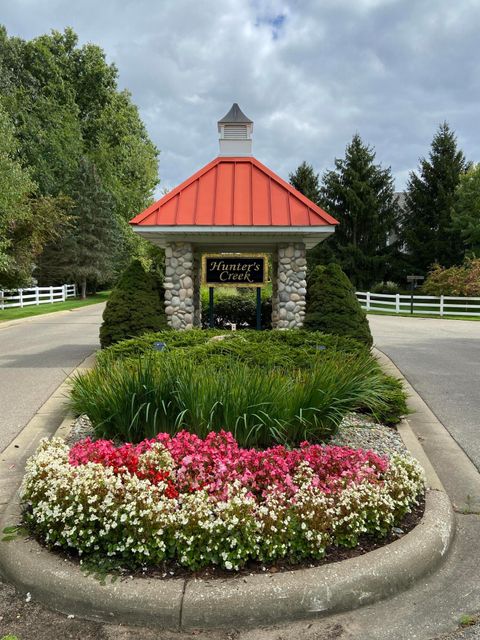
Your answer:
(290, 125), (480, 289)
(0, 27), (160, 296)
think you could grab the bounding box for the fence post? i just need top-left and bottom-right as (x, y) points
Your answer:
(0, 290), (3, 310)
(440, 295), (444, 317)
(396, 293), (400, 313)
(19, 288), (23, 308)
(50, 286), (54, 303)
(366, 291), (371, 311)
(62, 284), (67, 302)
(35, 286), (40, 306)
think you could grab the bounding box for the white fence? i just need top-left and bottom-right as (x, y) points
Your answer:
(0, 284), (76, 310)
(356, 291), (480, 317)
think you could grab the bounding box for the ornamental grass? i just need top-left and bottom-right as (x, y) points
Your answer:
(22, 433), (424, 571)
(70, 351), (398, 447)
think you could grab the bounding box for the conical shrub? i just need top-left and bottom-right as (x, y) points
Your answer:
(304, 263), (373, 347)
(100, 259), (167, 348)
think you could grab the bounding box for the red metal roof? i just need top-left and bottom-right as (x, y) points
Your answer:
(130, 157), (338, 228)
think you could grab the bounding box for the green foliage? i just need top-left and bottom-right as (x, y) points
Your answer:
(311, 134), (399, 288)
(77, 330), (406, 444)
(200, 287), (272, 328)
(289, 161), (321, 204)
(422, 258), (480, 296)
(0, 26), (158, 288)
(304, 264), (373, 347)
(71, 349), (399, 447)
(371, 281), (401, 294)
(402, 122), (469, 273)
(36, 157), (122, 296)
(0, 102), (70, 287)
(451, 163), (480, 257)
(99, 259), (166, 348)
(96, 328), (367, 366)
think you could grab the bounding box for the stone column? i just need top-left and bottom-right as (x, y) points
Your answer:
(271, 247), (280, 328)
(164, 242), (194, 330)
(276, 242), (307, 329)
(192, 250), (202, 328)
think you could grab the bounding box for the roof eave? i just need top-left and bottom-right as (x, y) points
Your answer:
(131, 225), (336, 250)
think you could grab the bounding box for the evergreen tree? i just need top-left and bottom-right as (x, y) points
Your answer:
(451, 163), (480, 257)
(36, 158), (122, 297)
(402, 122), (468, 273)
(313, 134), (399, 289)
(289, 161), (321, 204)
(99, 259), (167, 348)
(304, 263), (373, 347)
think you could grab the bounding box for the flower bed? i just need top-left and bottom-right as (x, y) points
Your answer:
(21, 431), (424, 572)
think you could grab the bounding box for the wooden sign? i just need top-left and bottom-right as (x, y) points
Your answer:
(202, 254), (268, 287)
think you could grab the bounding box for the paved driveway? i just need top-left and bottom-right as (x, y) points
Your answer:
(0, 303), (105, 452)
(369, 315), (480, 471)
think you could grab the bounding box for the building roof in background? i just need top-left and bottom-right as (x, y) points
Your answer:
(130, 156), (338, 228)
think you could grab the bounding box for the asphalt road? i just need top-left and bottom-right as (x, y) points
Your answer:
(369, 314), (480, 471)
(0, 303), (105, 452)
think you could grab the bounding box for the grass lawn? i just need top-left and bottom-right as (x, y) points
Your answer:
(0, 291), (110, 323)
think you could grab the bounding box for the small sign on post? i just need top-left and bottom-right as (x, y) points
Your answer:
(406, 275), (424, 315)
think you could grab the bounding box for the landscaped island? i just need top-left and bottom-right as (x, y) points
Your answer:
(19, 330), (424, 574)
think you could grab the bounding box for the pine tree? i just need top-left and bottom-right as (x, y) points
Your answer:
(36, 157), (121, 296)
(402, 122), (468, 273)
(304, 263), (373, 347)
(289, 161), (321, 204)
(99, 259), (167, 348)
(313, 134), (399, 289)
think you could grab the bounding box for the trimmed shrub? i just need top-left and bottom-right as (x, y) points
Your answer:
(95, 328), (367, 367)
(99, 259), (167, 348)
(304, 264), (373, 347)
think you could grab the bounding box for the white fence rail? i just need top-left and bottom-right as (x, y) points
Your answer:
(356, 291), (480, 317)
(0, 284), (76, 310)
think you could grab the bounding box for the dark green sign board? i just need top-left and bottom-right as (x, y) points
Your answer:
(202, 254), (267, 287)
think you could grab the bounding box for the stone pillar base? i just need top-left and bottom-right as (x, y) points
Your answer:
(164, 242), (194, 330)
(275, 242), (307, 329)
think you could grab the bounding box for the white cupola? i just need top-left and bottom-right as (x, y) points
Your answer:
(217, 103), (253, 156)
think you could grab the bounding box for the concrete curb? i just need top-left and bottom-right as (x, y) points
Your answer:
(0, 489), (453, 630)
(0, 346), (456, 630)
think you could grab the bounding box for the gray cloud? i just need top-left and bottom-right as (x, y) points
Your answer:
(2, 0), (479, 199)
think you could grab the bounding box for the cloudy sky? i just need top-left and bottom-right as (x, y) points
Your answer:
(2, 0), (479, 197)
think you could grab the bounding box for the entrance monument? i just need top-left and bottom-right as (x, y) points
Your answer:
(129, 104), (338, 329)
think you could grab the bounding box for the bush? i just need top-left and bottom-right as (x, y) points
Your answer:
(422, 259), (480, 296)
(371, 281), (401, 294)
(22, 436), (424, 571)
(200, 287), (272, 328)
(304, 264), (373, 347)
(96, 328), (368, 368)
(99, 260), (167, 348)
(71, 348), (404, 447)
